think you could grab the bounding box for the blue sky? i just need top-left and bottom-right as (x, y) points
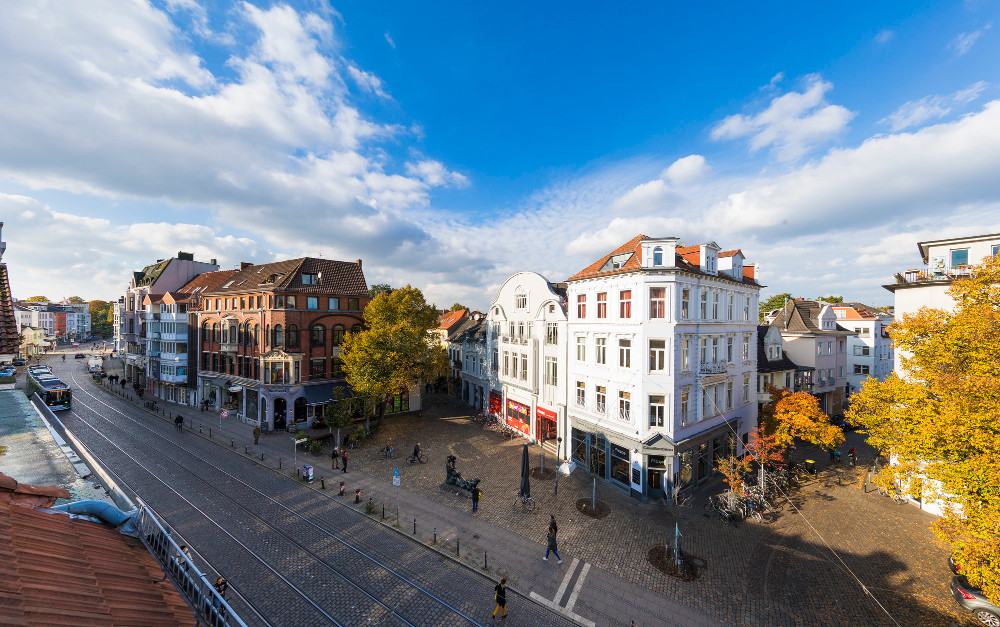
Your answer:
(1, 1), (998, 310)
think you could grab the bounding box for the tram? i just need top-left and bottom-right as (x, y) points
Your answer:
(26, 366), (72, 411)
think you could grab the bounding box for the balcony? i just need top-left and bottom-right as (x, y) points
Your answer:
(699, 361), (728, 375)
(158, 372), (187, 384)
(500, 335), (530, 346)
(221, 341), (238, 354)
(893, 266), (976, 285)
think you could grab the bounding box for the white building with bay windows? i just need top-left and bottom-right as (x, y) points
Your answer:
(485, 272), (569, 462)
(565, 235), (760, 502)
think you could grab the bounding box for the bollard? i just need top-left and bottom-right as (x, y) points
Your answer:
(413, 518), (416, 535)
(434, 528), (437, 545)
(320, 478), (325, 490)
(278, 458), (282, 469)
(382, 505), (385, 519)
(209, 428), (212, 438)
(261, 452), (265, 461)
(245, 445), (249, 454)
(485, 551), (488, 570)
(456, 538), (460, 557)
(199, 426), (202, 434)
(231, 439), (234, 447)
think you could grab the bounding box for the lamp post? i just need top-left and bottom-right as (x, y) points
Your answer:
(557, 436), (563, 462)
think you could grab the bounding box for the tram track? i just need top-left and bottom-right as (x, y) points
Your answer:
(61, 371), (491, 627)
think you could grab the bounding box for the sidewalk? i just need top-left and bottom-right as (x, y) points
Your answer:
(91, 373), (717, 627)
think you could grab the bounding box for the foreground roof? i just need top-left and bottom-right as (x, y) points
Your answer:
(566, 234), (757, 285)
(0, 473), (191, 626)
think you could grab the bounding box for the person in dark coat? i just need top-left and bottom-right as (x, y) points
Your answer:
(342, 449), (349, 473)
(253, 425), (261, 445)
(472, 486), (481, 512)
(492, 577), (506, 621)
(544, 515), (562, 564)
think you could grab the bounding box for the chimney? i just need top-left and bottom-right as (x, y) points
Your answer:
(210, 258), (217, 265)
(356, 259), (362, 267)
(241, 262), (253, 270)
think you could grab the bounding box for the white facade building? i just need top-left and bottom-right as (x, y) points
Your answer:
(565, 235), (760, 501)
(486, 272), (569, 460)
(831, 303), (893, 395)
(885, 232), (1000, 374)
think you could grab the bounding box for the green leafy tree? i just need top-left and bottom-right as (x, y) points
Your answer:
(89, 300), (113, 337)
(817, 295), (844, 303)
(369, 283), (393, 298)
(449, 303), (468, 312)
(323, 386), (355, 447)
(67, 296), (86, 304)
(847, 254), (1000, 601)
(759, 293), (794, 321)
(25, 295), (49, 303)
(341, 285), (448, 421)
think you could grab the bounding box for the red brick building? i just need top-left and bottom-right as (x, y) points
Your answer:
(196, 257), (369, 431)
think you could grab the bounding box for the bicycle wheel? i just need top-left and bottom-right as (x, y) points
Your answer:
(524, 498), (535, 512)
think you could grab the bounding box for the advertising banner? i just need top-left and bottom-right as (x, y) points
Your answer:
(505, 398), (531, 436)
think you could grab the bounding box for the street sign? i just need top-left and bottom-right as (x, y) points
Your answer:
(392, 468), (400, 487)
(220, 410), (230, 419)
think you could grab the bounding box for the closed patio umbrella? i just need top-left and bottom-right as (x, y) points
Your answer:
(519, 443), (531, 498)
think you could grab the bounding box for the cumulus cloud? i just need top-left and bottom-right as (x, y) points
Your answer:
(662, 155), (710, 185)
(949, 23), (991, 56)
(880, 81), (988, 131)
(711, 75), (855, 161)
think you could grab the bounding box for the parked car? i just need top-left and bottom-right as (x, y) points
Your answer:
(950, 576), (1000, 626)
(74, 353), (86, 359)
(12, 358), (26, 366)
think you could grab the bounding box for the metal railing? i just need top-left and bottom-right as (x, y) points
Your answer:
(699, 361), (728, 374)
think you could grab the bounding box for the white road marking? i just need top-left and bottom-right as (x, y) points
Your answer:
(528, 558), (596, 627)
(564, 562), (590, 612)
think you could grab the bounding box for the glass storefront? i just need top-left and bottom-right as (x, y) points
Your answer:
(677, 450), (693, 492)
(610, 444), (629, 486)
(697, 442), (709, 483)
(589, 435), (606, 476)
(572, 428), (587, 465)
(712, 436), (725, 468)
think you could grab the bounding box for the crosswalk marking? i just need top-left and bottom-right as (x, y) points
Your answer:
(529, 559), (596, 627)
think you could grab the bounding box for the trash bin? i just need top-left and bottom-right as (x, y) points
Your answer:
(302, 465), (314, 482)
(805, 459), (816, 475)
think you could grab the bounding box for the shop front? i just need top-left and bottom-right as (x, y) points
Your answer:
(570, 419), (641, 498)
(224, 385), (243, 414)
(505, 398), (531, 437)
(260, 384), (297, 431)
(488, 390), (502, 418)
(641, 433), (675, 500)
(535, 406), (557, 442)
(672, 420), (740, 496)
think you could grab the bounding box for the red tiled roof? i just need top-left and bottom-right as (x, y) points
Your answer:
(176, 269), (239, 295)
(719, 249), (742, 258)
(0, 473), (191, 626)
(437, 310), (467, 331)
(566, 235), (759, 286)
(202, 258), (369, 297)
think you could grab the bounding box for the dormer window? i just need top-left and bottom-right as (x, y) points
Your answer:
(515, 289), (527, 310)
(261, 273), (281, 285)
(652, 246), (663, 266)
(302, 272), (320, 285)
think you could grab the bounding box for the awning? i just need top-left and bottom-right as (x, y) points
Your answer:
(303, 382), (350, 406)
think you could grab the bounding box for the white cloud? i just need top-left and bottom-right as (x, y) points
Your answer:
(384, 32), (396, 49)
(949, 23), (991, 56)
(880, 81), (988, 131)
(711, 75), (855, 161)
(662, 155), (710, 185)
(874, 29), (894, 44)
(404, 160), (468, 188)
(347, 64), (390, 99)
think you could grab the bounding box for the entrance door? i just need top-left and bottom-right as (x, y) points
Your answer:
(294, 397), (307, 423)
(648, 469), (664, 497)
(274, 398), (287, 430)
(536, 416), (556, 441)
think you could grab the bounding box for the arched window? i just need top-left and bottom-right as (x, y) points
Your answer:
(212, 323), (219, 343)
(229, 324), (237, 344)
(653, 246), (663, 266)
(254, 324), (260, 348)
(273, 324), (283, 347)
(311, 324), (326, 347)
(515, 289), (527, 309)
(221, 324), (228, 344)
(202, 321), (210, 343)
(351, 324), (362, 334)
(264, 325), (270, 348)
(287, 324), (299, 347)
(331, 324), (345, 346)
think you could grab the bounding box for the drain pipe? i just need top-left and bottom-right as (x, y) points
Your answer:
(53, 500), (138, 530)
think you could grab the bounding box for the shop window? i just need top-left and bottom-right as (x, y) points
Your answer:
(610, 444), (630, 486)
(590, 435), (607, 477)
(571, 428), (588, 465)
(310, 358), (326, 378)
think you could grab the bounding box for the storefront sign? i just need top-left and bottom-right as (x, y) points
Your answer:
(263, 385), (293, 394)
(505, 399), (531, 436)
(535, 406), (557, 421)
(489, 391), (502, 415)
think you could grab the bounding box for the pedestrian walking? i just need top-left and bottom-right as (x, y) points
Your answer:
(339, 482), (345, 496)
(212, 576), (228, 607)
(332, 445), (341, 469)
(342, 449), (349, 473)
(253, 425), (261, 445)
(472, 486), (481, 512)
(492, 577), (507, 622)
(544, 515), (562, 563)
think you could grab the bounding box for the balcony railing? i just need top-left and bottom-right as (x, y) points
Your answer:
(699, 361), (728, 375)
(221, 341), (238, 353)
(894, 266), (977, 284)
(595, 401), (606, 414)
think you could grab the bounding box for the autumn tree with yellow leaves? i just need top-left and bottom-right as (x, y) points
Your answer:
(759, 385), (844, 451)
(847, 255), (1000, 601)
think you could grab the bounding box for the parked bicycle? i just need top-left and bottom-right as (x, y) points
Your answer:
(878, 484), (907, 504)
(513, 491), (536, 512)
(704, 494), (739, 526)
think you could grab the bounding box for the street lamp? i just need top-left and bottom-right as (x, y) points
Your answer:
(557, 436), (563, 463)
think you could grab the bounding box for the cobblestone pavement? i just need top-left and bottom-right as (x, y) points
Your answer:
(84, 359), (968, 626)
